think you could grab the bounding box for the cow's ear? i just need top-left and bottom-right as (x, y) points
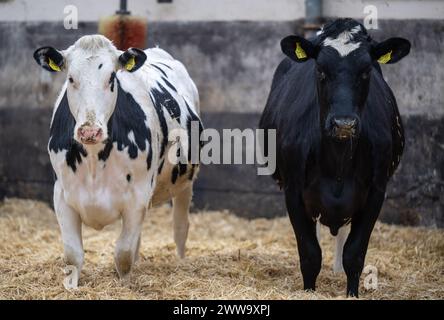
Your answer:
(281, 35), (317, 63)
(118, 48), (147, 72)
(33, 46), (65, 72)
(372, 38), (411, 64)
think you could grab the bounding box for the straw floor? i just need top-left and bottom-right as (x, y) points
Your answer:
(0, 198), (442, 299)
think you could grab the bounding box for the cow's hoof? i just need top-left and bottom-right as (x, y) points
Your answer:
(176, 248), (186, 259)
(115, 250), (133, 279)
(62, 264), (80, 290)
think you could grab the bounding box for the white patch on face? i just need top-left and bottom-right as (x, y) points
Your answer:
(63, 38), (119, 143)
(322, 25), (362, 57)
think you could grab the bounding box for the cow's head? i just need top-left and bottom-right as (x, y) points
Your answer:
(34, 35), (146, 145)
(281, 18), (410, 141)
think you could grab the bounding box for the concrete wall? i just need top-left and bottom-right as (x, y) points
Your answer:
(324, 0), (444, 19)
(0, 0), (305, 21)
(1, 19), (443, 116)
(0, 0), (443, 227)
(1, 0), (444, 21)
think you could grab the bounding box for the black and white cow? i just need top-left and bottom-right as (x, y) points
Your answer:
(259, 19), (410, 297)
(34, 35), (203, 281)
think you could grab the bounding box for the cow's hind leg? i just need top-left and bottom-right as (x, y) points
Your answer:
(115, 208), (145, 280)
(172, 183), (192, 258)
(54, 182), (84, 284)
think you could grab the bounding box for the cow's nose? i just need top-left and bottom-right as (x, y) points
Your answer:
(332, 117), (357, 129)
(77, 125), (103, 144)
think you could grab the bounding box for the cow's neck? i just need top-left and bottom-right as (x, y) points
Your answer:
(81, 143), (104, 179)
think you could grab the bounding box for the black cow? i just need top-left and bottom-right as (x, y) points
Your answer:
(259, 18), (410, 297)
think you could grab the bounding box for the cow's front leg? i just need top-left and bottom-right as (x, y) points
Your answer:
(54, 182), (84, 283)
(285, 188), (322, 291)
(115, 208), (145, 279)
(343, 186), (385, 297)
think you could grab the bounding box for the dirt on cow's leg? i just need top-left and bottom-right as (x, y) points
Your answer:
(114, 208), (145, 280)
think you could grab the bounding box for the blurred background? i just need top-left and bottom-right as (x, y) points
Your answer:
(0, 0), (442, 227)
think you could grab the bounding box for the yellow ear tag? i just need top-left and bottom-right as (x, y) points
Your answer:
(295, 42), (307, 59)
(48, 58), (61, 71)
(125, 56), (136, 71)
(378, 50), (392, 64)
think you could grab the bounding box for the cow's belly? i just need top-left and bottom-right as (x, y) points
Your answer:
(52, 150), (152, 230)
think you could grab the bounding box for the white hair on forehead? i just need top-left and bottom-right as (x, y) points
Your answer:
(73, 34), (117, 53)
(322, 25), (362, 57)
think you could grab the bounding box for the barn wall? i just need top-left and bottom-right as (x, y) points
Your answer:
(0, 19), (443, 227)
(1, 0), (443, 21)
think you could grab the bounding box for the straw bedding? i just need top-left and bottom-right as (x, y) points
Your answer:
(0, 198), (442, 299)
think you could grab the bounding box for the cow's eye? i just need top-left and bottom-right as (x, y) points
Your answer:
(68, 76), (74, 83)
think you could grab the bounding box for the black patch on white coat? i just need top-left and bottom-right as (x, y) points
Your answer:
(158, 159), (165, 174)
(185, 100), (204, 161)
(174, 101), (203, 181)
(171, 163), (188, 184)
(157, 62), (173, 70)
(162, 77), (177, 93)
(109, 72), (116, 92)
(149, 88), (170, 159)
(150, 82), (181, 122)
(188, 164), (197, 181)
(98, 63), (103, 69)
(98, 141), (113, 161)
(146, 135), (153, 170)
(179, 164), (187, 176)
(126, 174), (131, 182)
(150, 64), (167, 77)
(49, 92), (87, 172)
(171, 166), (179, 184)
(100, 80), (152, 161)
